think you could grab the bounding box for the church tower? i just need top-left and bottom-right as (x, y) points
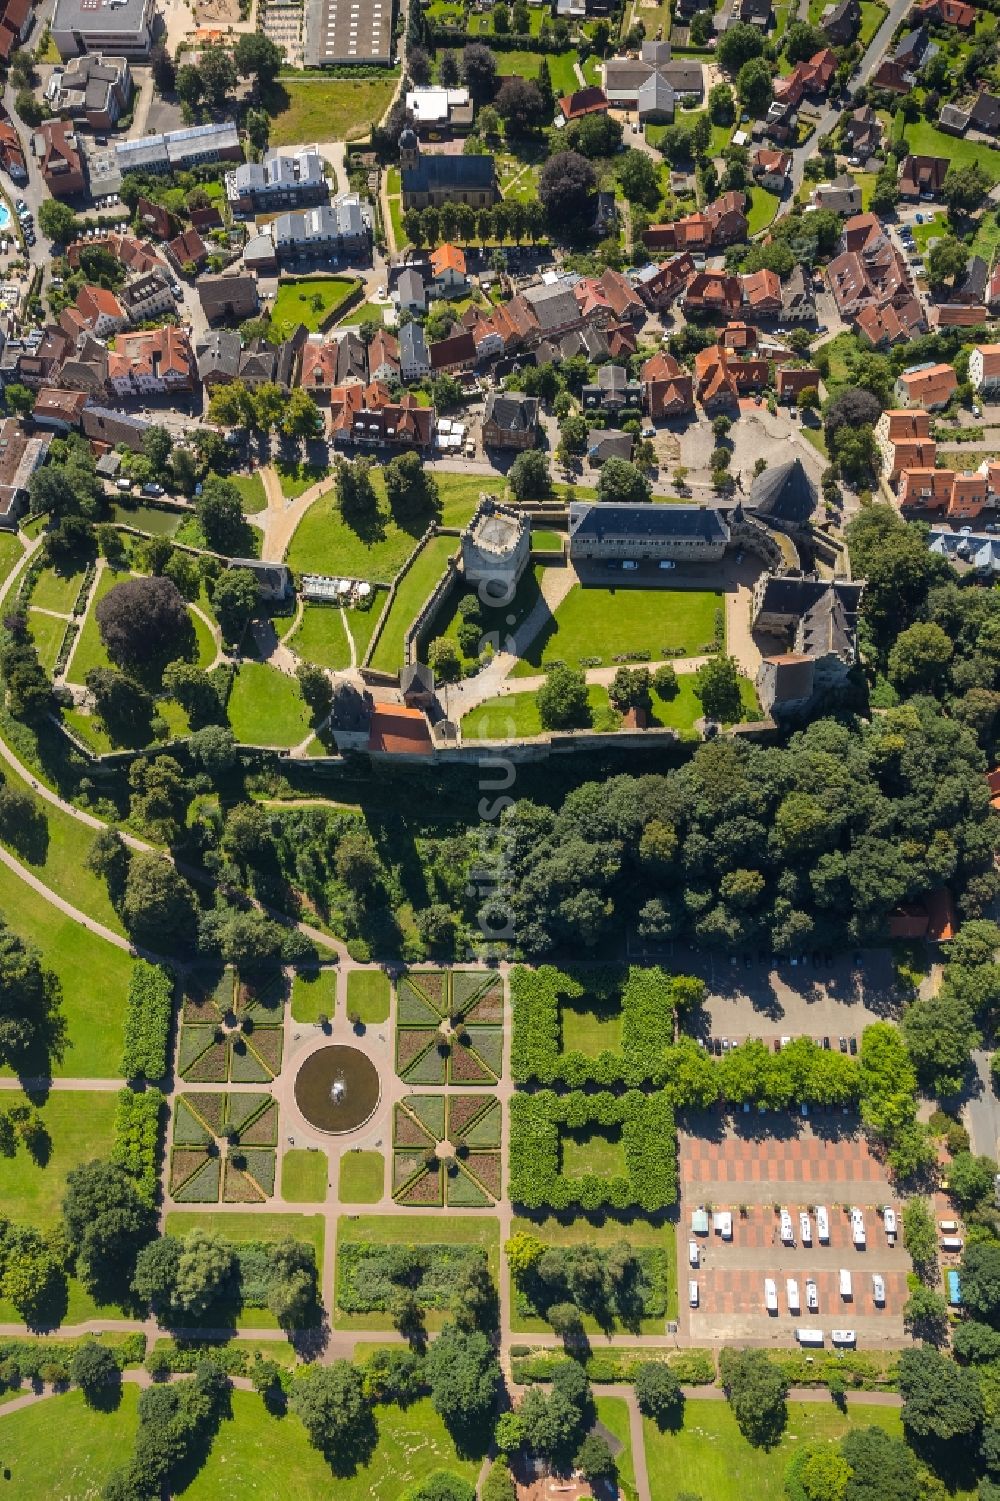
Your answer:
(399, 127), (420, 172)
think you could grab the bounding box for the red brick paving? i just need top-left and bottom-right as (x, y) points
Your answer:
(697, 1266), (910, 1318)
(680, 1127), (890, 1190)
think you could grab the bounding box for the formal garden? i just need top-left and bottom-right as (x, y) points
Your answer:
(394, 969), (504, 1087)
(178, 969), (286, 1086)
(393, 1094), (502, 1207)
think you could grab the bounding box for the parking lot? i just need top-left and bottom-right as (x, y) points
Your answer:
(678, 1122), (911, 1348)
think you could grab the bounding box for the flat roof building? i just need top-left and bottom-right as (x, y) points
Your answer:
(51, 0), (154, 58)
(304, 0), (393, 66)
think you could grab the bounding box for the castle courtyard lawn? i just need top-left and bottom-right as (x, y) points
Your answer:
(643, 1400), (906, 1501)
(289, 603), (353, 670)
(347, 968), (390, 1023)
(461, 684), (612, 741)
(0, 1091), (117, 1228)
(31, 564), (85, 613)
(261, 75), (399, 147)
(284, 472), (484, 580)
(282, 1148), (330, 1203)
(369, 534), (458, 673)
(291, 966), (338, 1024)
(512, 584), (723, 673)
(339, 1148), (384, 1203)
(68, 567), (214, 686)
(271, 277), (359, 333)
(226, 661), (312, 747)
(27, 609), (66, 673)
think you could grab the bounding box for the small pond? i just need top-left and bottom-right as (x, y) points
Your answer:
(294, 1045), (380, 1134)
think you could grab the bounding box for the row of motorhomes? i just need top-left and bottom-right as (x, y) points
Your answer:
(763, 1270), (885, 1313)
(777, 1205), (896, 1247)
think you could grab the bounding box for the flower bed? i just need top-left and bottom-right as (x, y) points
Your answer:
(172, 1156), (221, 1203)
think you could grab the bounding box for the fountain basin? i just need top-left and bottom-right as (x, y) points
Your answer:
(294, 1045), (381, 1134)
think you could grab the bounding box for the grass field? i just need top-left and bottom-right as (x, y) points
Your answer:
(227, 661), (312, 747)
(510, 1213), (678, 1330)
(335, 1214), (500, 1330)
(285, 472), (483, 580)
(339, 1149), (384, 1203)
(271, 277), (359, 333)
(275, 459), (329, 499)
(859, 0), (886, 43)
(512, 584), (723, 673)
(27, 608), (66, 672)
(643, 1400), (905, 1500)
(597, 1396), (638, 1501)
(166, 1210), (324, 1268)
(0, 1387), (140, 1499)
(0, 529), (23, 583)
(904, 118), (1000, 180)
(231, 473), (267, 514)
(369, 535), (457, 673)
(0, 1090), (117, 1228)
(562, 1128), (625, 1178)
(561, 994), (623, 1054)
(424, 563), (547, 664)
(109, 502), (183, 537)
(68, 567), (214, 687)
(31, 564), (84, 613)
(291, 966), (338, 1024)
(747, 185), (781, 235)
(461, 684), (614, 740)
(348, 968), (390, 1023)
(261, 75), (399, 147)
(497, 49), (577, 92)
(289, 603), (353, 670)
(282, 1148), (330, 1203)
(338, 299), (388, 328)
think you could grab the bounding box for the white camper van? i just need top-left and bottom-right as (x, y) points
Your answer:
(780, 1209), (794, 1244)
(764, 1278), (778, 1312)
(786, 1278), (800, 1313)
(805, 1278), (819, 1312)
(839, 1268), (853, 1299)
(796, 1327), (824, 1346)
(872, 1273), (886, 1305)
(816, 1205), (830, 1242)
(799, 1211), (812, 1245)
(851, 1208), (866, 1247)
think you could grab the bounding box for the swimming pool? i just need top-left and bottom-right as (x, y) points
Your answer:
(0, 203), (11, 232)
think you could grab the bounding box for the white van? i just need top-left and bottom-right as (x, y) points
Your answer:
(764, 1278), (778, 1312)
(872, 1274), (886, 1305)
(689, 1241), (700, 1267)
(851, 1208), (866, 1247)
(780, 1209), (794, 1244)
(831, 1329), (856, 1347)
(941, 1236), (964, 1252)
(806, 1278), (819, 1312)
(796, 1327), (824, 1346)
(939, 1219), (959, 1233)
(786, 1278), (800, 1313)
(816, 1205), (830, 1243)
(839, 1268), (853, 1299)
(689, 1279), (699, 1308)
(800, 1211), (812, 1245)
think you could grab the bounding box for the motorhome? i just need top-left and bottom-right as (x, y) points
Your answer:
(839, 1268), (852, 1299)
(799, 1211), (812, 1245)
(780, 1209), (794, 1244)
(786, 1278), (800, 1313)
(883, 1207), (897, 1243)
(816, 1206), (830, 1242)
(689, 1280), (699, 1307)
(872, 1273), (886, 1305)
(831, 1329), (856, 1346)
(941, 1235), (964, 1252)
(806, 1278), (819, 1312)
(689, 1241), (700, 1267)
(851, 1208), (866, 1247)
(764, 1278), (778, 1312)
(796, 1327), (824, 1346)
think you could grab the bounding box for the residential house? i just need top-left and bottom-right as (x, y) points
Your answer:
(568, 500), (730, 562)
(31, 387), (87, 432)
(429, 242), (468, 296)
(752, 148), (791, 191)
(781, 265), (817, 324)
(0, 117), (26, 182)
(396, 268), (427, 315)
(660, 61), (704, 101)
(399, 129), (497, 210)
(896, 361), (957, 409)
(970, 344), (1000, 396)
(587, 429), (634, 465)
(898, 153), (949, 199)
(970, 91), (1000, 135)
(871, 60), (914, 91)
(856, 296), (926, 346)
(369, 329), (400, 383)
(776, 366), (820, 402)
(299, 336), (342, 402)
(197, 273), (258, 324)
(893, 25), (934, 70)
(637, 69), (676, 123)
(900, 466), (989, 517)
(238, 330), (304, 391)
(633, 253), (696, 311)
(812, 175), (862, 215)
(225, 145), (327, 216)
(481, 390), (539, 450)
(820, 0), (860, 44)
(741, 268), (782, 320)
(136, 197), (171, 239)
(693, 345), (738, 409)
(776, 47), (836, 104)
(67, 232), (163, 276)
(950, 255), (989, 306)
(32, 120), (85, 197)
(167, 226), (208, 273)
(429, 330), (476, 374)
(828, 213), (915, 325)
(640, 351), (694, 418)
(843, 105), (882, 162)
(682, 271), (743, 317)
(399, 321), (430, 381)
(121, 270), (175, 324)
(70, 284), (128, 338)
(81, 403), (149, 450)
(582, 363), (641, 410)
(469, 301), (521, 361)
(339, 387), (435, 452)
(108, 325), (195, 395)
(721, 320), (757, 352)
(912, 0), (975, 26)
(0, 419), (49, 529)
(273, 196), (372, 261)
(875, 408), (935, 477)
(939, 103), (972, 134)
(52, 53), (132, 129)
(403, 85), (474, 136)
(644, 191), (748, 252)
(0, 0), (32, 63)
(195, 328), (241, 389)
(558, 86), (609, 122)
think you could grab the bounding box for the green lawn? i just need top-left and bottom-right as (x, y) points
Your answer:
(859, 0), (886, 43)
(338, 1148), (384, 1203)
(0, 1090), (117, 1228)
(562, 1127), (625, 1178)
(747, 185), (781, 235)
(68, 567), (214, 687)
(348, 968), (390, 1023)
(109, 502), (183, 537)
(289, 603), (353, 670)
(511, 1213), (677, 1322)
(368, 535), (457, 674)
(512, 584), (723, 673)
(0, 1386), (140, 1499)
(561, 994), (623, 1054)
(27, 608), (66, 673)
(424, 563), (546, 665)
(261, 74), (399, 147)
(231, 472), (267, 514)
(643, 1400), (905, 1501)
(166, 1210), (324, 1268)
(912, 210), (949, 253)
(344, 598), (385, 664)
(285, 472), (483, 580)
(282, 1148), (330, 1203)
(227, 662), (312, 747)
(497, 49), (577, 92)
(31, 564), (85, 613)
(275, 459), (329, 499)
(904, 118), (1000, 180)
(338, 299), (388, 328)
(271, 276), (359, 334)
(0, 529), (24, 583)
(291, 966), (338, 1024)
(597, 1396), (638, 1501)
(335, 1214), (501, 1330)
(461, 684), (614, 740)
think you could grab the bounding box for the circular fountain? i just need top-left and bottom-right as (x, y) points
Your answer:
(294, 1045), (380, 1134)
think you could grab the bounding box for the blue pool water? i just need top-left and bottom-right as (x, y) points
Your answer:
(0, 203), (11, 232)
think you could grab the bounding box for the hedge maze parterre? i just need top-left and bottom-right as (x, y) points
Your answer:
(179, 968), (286, 1085)
(394, 970), (503, 1086)
(393, 1094), (502, 1208)
(170, 1092), (279, 1203)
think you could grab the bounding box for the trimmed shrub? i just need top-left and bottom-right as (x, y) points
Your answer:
(110, 1087), (164, 1205)
(120, 960), (174, 1082)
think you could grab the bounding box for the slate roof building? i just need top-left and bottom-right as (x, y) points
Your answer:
(399, 130), (497, 210)
(482, 391), (540, 451)
(748, 458), (817, 529)
(568, 502), (730, 562)
(196, 329), (241, 388)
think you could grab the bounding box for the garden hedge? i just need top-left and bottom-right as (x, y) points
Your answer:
(111, 1087), (164, 1205)
(508, 1089), (677, 1212)
(120, 960), (174, 1082)
(511, 1349), (716, 1386)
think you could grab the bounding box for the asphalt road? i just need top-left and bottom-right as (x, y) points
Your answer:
(965, 1050), (1000, 1159)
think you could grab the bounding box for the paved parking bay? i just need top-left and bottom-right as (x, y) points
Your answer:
(678, 1125), (911, 1348)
